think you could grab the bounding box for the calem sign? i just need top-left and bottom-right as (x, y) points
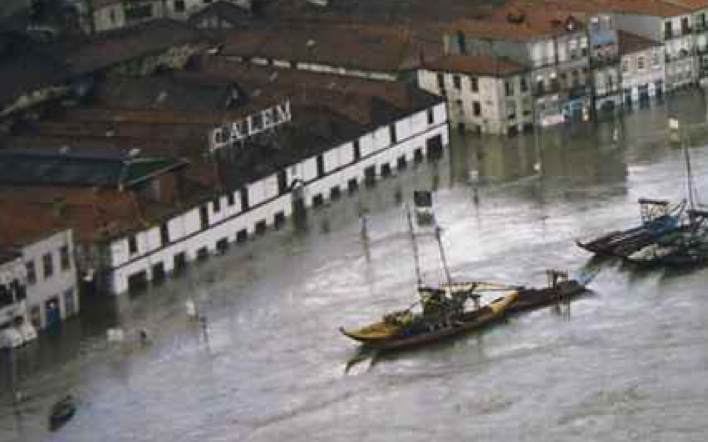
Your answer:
(209, 101), (291, 152)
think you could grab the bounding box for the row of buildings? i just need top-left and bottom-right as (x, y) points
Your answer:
(3, 0), (708, 343)
(0, 17), (450, 344)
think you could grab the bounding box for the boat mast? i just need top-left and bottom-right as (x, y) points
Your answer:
(404, 203), (424, 288)
(434, 216), (454, 291)
(683, 133), (696, 211)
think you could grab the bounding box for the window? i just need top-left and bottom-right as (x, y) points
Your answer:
(316, 155), (325, 177)
(622, 58), (630, 73)
(470, 76), (479, 92)
(664, 21), (673, 39)
(637, 55), (646, 71)
(456, 99), (464, 115)
(472, 101), (481, 116)
(227, 192), (235, 206)
(240, 187), (249, 210)
(109, 9), (116, 24)
(353, 140), (361, 161)
(125, 4), (153, 20)
(652, 51), (661, 67)
(64, 289), (76, 316)
(457, 31), (467, 54)
(200, 205), (209, 230)
(507, 101), (516, 121)
(453, 75), (461, 90)
(436, 73), (445, 90)
(389, 125), (397, 143)
(129, 235), (138, 255)
(26, 261), (36, 285)
(30, 305), (41, 328)
(681, 17), (690, 34)
(174, 0), (186, 13)
(427, 108), (434, 125)
(60, 245), (71, 271)
(505, 80), (514, 96)
(520, 77), (528, 93)
(213, 197), (221, 213)
(43, 253), (54, 279)
(160, 223), (170, 246)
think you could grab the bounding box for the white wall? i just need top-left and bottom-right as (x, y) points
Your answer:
(105, 101), (449, 295)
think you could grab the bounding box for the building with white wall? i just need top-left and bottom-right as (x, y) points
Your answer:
(619, 31), (666, 103)
(417, 54), (532, 135)
(104, 99), (448, 294)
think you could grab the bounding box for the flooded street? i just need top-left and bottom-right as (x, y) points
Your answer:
(4, 91), (708, 442)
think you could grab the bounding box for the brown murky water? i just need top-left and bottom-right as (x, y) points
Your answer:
(3, 90), (708, 442)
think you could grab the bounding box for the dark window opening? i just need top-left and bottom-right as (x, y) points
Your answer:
(173, 252), (187, 273)
(312, 194), (325, 207)
(127, 271), (148, 293)
(160, 223), (170, 246)
(397, 155), (407, 169)
(353, 140), (361, 161)
(427, 108), (434, 125)
(200, 205), (209, 230)
(316, 155), (325, 177)
(277, 170), (288, 194)
(129, 235), (138, 254)
(330, 186), (341, 200)
(389, 125), (397, 144)
(348, 178), (359, 193)
(43, 253), (53, 279)
(227, 192), (235, 207)
(255, 220), (267, 234)
(381, 163), (392, 177)
(60, 245), (71, 271)
(414, 148), (424, 163)
(152, 262), (166, 283)
(236, 229), (248, 243)
(26, 261), (36, 285)
(197, 247), (209, 260)
(453, 75), (462, 90)
(470, 76), (479, 92)
(473, 101), (481, 116)
(240, 188), (249, 210)
(213, 197), (221, 213)
(216, 238), (229, 253)
(436, 73), (445, 90)
(174, 0), (185, 13)
(274, 211), (286, 228)
(364, 166), (377, 186)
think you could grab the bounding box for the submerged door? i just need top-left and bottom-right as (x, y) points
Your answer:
(45, 297), (61, 328)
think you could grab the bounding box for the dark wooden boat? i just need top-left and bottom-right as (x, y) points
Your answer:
(509, 270), (590, 314)
(49, 395), (76, 431)
(625, 210), (708, 267)
(340, 290), (518, 351)
(576, 199), (686, 257)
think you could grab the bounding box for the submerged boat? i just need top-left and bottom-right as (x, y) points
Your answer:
(340, 288), (518, 351)
(49, 395), (76, 431)
(576, 198), (686, 257)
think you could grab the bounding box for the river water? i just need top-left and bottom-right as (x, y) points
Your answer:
(3, 91), (708, 442)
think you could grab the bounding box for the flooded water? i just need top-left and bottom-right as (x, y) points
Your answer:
(4, 90), (708, 442)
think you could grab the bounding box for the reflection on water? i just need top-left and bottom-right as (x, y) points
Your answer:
(3, 92), (708, 442)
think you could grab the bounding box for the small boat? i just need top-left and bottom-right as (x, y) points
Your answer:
(49, 394), (76, 431)
(576, 199), (686, 257)
(625, 209), (708, 267)
(340, 289), (518, 351)
(508, 270), (591, 314)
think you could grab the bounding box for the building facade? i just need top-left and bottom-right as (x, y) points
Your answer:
(619, 31), (666, 103)
(0, 250), (32, 348)
(417, 55), (533, 134)
(21, 230), (80, 331)
(101, 102), (449, 294)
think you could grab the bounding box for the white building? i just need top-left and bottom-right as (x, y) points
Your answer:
(619, 31), (666, 103)
(102, 101), (449, 294)
(0, 249), (33, 348)
(417, 54), (533, 135)
(21, 230), (79, 331)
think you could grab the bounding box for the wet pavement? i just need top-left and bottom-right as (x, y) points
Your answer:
(3, 91), (708, 442)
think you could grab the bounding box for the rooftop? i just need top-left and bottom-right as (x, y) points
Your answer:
(447, 12), (585, 42)
(217, 22), (443, 73)
(0, 149), (188, 189)
(618, 30), (662, 54)
(422, 54), (526, 76)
